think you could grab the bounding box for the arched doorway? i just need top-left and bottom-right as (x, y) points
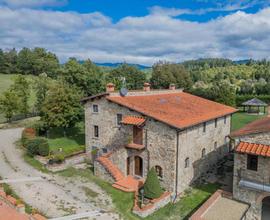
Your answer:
(262, 197), (270, 220)
(134, 156), (143, 177)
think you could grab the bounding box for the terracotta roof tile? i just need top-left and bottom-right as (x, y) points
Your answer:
(107, 92), (237, 129)
(230, 117), (270, 137)
(236, 141), (270, 157)
(122, 116), (146, 126)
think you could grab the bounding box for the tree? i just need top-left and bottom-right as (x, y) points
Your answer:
(10, 75), (31, 116)
(0, 90), (20, 122)
(151, 61), (192, 90)
(62, 58), (105, 96)
(143, 167), (163, 199)
(210, 81), (236, 106)
(34, 73), (51, 113)
(41, 80), (83, 130)
(17, 47), (34, 75)
(0, 49), (5, 73)
(3, 48), (18, 74)
(106, 63), (146, 90)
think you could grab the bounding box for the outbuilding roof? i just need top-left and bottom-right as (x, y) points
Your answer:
(230, 117), (270, 137)
(235, 141), (270, 157)
(107, 92), (237, 129)
(242, 98), (267, 106)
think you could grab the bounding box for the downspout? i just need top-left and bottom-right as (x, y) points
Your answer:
(174, 130), (180, 202)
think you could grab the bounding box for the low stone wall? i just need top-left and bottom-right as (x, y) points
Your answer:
(94, 160), (114, 183)
(132, 192), (171, 218)
(35, 152), (87, 172)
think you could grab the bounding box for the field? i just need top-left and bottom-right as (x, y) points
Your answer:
(231, 111), (266, 131)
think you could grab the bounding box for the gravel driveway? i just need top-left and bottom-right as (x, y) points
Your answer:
(0, 128), (118, 219)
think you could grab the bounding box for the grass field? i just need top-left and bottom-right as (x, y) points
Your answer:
(231, 111), (266, 131)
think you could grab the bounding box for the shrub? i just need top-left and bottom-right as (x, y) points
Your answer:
(26, 139), (39, 156)
(37, 138), (49, 156)
(3, 184), (12, 196)
(21, 127), (36, 147)
(48, 154), (65, 164)
(143, 167), (163, 199)
(25, 137), (49, 157)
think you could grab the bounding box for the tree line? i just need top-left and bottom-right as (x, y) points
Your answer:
(1, 47), (270, 129)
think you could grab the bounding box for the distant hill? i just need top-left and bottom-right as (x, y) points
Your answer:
(95, 62), (150, 70)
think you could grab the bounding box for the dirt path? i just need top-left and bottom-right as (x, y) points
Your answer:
(0, 128), (118, 219)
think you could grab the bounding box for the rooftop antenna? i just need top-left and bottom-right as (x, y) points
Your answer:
(119, 77), (128, 97)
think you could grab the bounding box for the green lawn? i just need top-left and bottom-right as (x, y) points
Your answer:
(58, 167), (219, 220)
(46, 122), (85, 157)
(231, 111), (266, 131)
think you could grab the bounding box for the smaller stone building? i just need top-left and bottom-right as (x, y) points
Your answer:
(231, 117), (270, 220)
(82, 83), (237, 197)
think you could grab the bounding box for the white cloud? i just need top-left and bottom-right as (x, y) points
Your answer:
(0, 6), (270, 65)
(0, 0), (67, 8)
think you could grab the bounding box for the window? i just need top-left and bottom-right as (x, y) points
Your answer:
(185, 157), (190, 168)
(214, 141), (217, 150)
(93, 104), (99, 113)
(215, 119), (218, 128)
(202, 148), (206, 158)
(102, 148), (108, 154)
(247, 155), (258, 171)
(117, 114), (123, 126)
(94, 125), (99, 138)
(224, 116), (227, 124)
(203, 122), (206, 132)
(155, 165), (163, 178)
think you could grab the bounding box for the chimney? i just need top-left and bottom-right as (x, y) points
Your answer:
(169, 83), (176, 90)
(106, 83), (115, 92)
(143, 83), (151, 92)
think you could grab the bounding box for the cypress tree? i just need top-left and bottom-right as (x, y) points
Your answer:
(143, 167), (163, 199)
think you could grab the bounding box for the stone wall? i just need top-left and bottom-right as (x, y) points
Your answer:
(94, 160), (115, 183)
(132, 192), (171, 218)
(233, 152), (270, 220)
(177, 115), (231, 194)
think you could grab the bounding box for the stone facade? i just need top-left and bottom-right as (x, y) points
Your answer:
(233, 132), (270, 220)
(177, 116), (231, 194)
(85, 90), (233, 195)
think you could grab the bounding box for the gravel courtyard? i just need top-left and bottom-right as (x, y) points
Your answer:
(0, 128), (118, 219)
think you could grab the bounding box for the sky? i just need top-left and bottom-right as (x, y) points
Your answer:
(0, 0), (270, 65)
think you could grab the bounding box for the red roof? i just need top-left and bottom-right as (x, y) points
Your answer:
(107, 92), (237, 129)
(122, 116), (146, 126)
(0, 202), (29, 220)
(236, 141), (270, 157)
(230, 117), (270, 137)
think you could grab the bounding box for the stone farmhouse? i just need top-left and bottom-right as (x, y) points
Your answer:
(231, 116), (270, 220)
(82, 83), (237, 197)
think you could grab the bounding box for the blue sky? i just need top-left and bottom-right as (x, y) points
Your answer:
(0, 0), (270, 65)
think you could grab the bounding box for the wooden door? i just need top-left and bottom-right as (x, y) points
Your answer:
(134, 156), (143, 176)
(127, 157), (130, 175)
(133, 126), (143, 145)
